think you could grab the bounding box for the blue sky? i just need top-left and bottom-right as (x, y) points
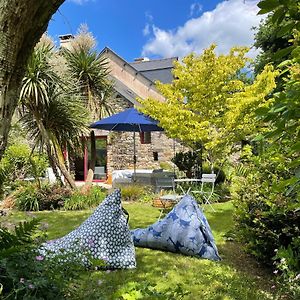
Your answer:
(48, 0), (264, 62)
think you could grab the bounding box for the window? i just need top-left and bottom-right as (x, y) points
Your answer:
(140, 132), (151, 144)
(153, 151), (158, 161)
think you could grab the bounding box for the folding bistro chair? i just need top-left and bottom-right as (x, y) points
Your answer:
(193, 173), (217, 211)
(153, 172), (182, 219)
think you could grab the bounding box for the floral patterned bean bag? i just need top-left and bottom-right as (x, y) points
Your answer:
(41, 189), (136, 269)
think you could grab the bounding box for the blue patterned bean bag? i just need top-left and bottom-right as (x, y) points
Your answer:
(40, 189), (136, 269)
(131, 194), (221, 261)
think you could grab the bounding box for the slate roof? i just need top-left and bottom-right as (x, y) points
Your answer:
(109, 75), (139, 105)
(130, 57), (177, 84)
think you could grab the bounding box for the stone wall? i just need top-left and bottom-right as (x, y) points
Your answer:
(106, 131), (186, 176)
(94, 95), (188, 178)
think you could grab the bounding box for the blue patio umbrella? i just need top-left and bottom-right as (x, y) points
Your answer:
(90, 108), (163, 176)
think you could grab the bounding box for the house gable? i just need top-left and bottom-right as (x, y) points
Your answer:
(100, 47), (166, 104)
(95, 48), (184, 180)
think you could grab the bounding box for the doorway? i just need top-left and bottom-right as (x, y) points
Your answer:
(74, 136), (107, 181)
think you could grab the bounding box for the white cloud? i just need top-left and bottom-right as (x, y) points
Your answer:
(145, 11), (154, 23)
(190, 3), (203, 17)
(142, 0), (264, 59)
(143, 24), (151, 36)
(143, 12), (154, 36)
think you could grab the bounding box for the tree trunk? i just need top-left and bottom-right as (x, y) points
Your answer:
(0, 0), (65, 160)
(85, 130), (96, 185)
(32, 110), (77, 189)
(46, 146), (63, 186)
(48, 144), (77, 189)
(55, 153), (77, 189)
(51, 140), (77, 189)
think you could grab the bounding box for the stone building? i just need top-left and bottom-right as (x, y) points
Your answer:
(72, 46), (186, 183)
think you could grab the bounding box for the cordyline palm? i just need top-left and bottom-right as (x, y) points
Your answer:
(19, 43), (89, 189)
(63, 45), (114, 183)
(20, 44), (57, 110)
(63, 46), (114, 119)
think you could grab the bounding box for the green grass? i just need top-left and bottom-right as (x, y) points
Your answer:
(3, 202), (276, 299)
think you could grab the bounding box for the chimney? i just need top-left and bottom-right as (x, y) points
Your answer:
(59, 34), (74, 50)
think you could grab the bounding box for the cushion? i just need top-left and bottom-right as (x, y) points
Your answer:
(131, 194), (221, 261)
(40, 189), (136, 269)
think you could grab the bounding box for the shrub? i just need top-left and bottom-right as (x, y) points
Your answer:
(64, 186), (106, 210)
(159, 161), (174, 171)
(15, 184), (40, 211)
(214, 183), (231, 202)
(1, 194), (16, 210)
(139, 192), (158, 203)
(0, 219), (85, 300)
(171, 151), (227, 183)
(15, 184), (106, 212)
(120, 184), (147, 202)
(172, 151), (200, 178)
(232, 156), (300, 266)
(14, 183), (72, 211)
(234, 193), (300, 265)
(0, 143), (48, 198)
(63, 194), (86, 210)
(38, 185), (72, 210)
(274, 238), (300, 299)
(232, 146), (300, 296)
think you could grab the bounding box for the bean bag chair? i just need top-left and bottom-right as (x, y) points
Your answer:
(131, 194), (221, 261)
(40, 189), (136, 269)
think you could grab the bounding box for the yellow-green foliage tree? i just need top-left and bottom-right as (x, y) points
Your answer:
(139, 45), (278, 163)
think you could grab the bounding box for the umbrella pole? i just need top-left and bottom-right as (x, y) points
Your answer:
(133, 131), (137, 182)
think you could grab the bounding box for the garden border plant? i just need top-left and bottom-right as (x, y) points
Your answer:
(0, 218), (86, 300)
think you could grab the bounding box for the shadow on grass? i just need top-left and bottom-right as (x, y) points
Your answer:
(75, 244), (275, 300)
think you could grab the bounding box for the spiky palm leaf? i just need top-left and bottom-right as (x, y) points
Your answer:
(20, 88), (89, 157)
(19, 44), (60, 110)
(97, 83), (115, 119)
(63, 46), (114, 119)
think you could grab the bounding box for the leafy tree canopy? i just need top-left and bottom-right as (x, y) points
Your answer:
(139, 45), (278, 163)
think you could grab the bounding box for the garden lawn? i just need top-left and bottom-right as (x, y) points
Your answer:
(5, 202), (276, 300)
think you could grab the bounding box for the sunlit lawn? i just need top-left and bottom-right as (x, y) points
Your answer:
(5, 201), (277, 299)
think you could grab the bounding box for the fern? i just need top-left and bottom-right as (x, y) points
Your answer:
(0, 218), (40, 257)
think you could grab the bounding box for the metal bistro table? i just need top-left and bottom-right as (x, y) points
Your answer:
(175, 174), (217, 211)
(174, 178), (202, 195)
